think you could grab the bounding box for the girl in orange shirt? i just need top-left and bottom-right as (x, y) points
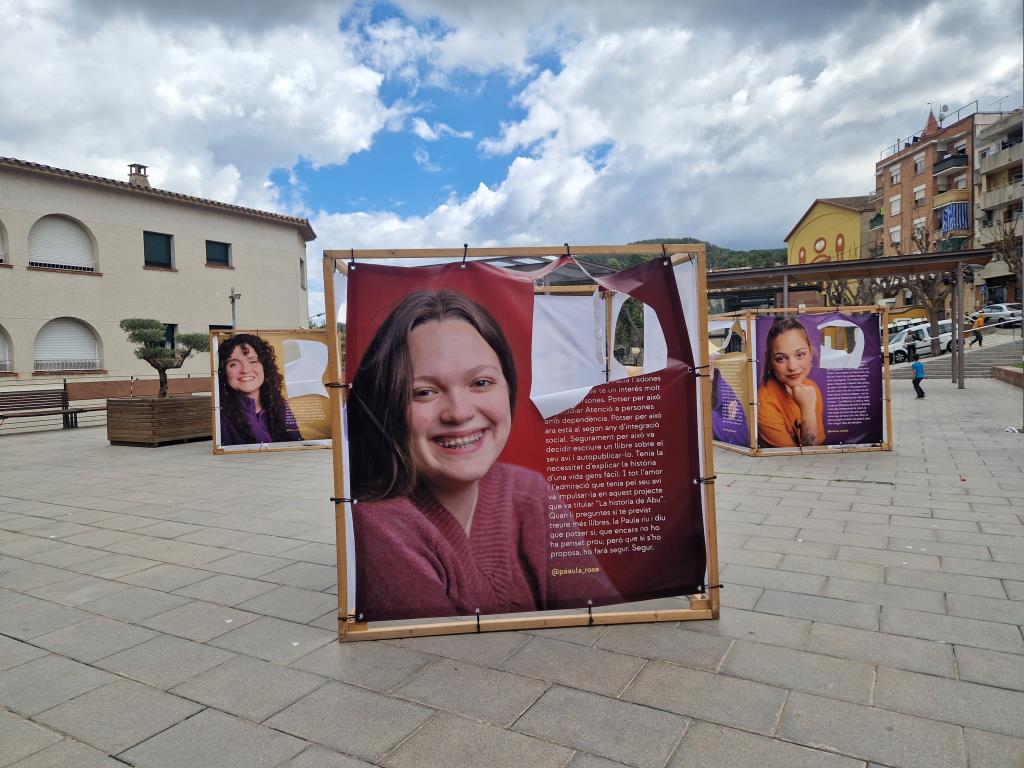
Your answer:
(757, 316), (825, 448)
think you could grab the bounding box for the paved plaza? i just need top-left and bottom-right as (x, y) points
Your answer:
(1, 378), (1022, 767)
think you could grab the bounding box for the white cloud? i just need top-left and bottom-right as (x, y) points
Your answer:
(412, 146), (441, 171)
(410, 117), (473, 141)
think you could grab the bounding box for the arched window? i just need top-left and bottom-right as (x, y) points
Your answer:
(0, 219), (8, 264)
(0, 325), (11, 372)
(28, 215), (96, 272)
(33, 318), (101, 371)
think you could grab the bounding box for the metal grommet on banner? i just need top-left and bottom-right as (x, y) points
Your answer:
(690, 364), (711, 378)
(348, 248), (356, 271)
(692, 475), (717, 486)
(330, 497), (357, 505)
(462, 243), (468, 269)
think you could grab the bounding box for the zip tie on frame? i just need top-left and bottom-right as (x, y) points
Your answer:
(690, 364), (712, 377)
(349, 248), (356, 270)
(661, 242), (669, 265)
(325, 382), (351, 389)
(475, 608), (481, 633)
(462, 243), (468, 269)
(693, 475), (717, 485)
(587, 600), (594, 626)
(330, 497), (357, 505)
(564, 242), (571, 258)
(697, 583), (724, 594)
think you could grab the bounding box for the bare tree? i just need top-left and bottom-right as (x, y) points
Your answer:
(901, 226), (957, 356)
(984, 214), (1023, 276)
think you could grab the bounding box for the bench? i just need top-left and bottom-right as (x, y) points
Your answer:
(0, 389), (105, 428)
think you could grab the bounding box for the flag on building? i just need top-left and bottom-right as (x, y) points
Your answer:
(941, 202), (969, 234)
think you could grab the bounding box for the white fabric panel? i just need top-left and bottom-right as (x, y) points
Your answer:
(333, 270), (348, 324)
(642, 303), (668, 373)
(29, 216), (95, 269)
(530, 295), (605, 398)
(283, 340), (329, 398)
(33, 318), (98, 360)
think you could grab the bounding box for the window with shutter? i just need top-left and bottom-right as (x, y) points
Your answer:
(144, 231), (173, 268)
(33, 318), (101, 371)
(0, 326), (10, 372)
(28, 215), (96, 272)
(206, 240), (230, 266)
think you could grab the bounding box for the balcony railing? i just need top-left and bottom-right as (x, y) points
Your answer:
(933, 153), (968, 176)
(868, 213), (884, 230)
(932, 189), (969, 208)
(976, 215), (1024, 245)
(981, 181), (1022, 210)
(28, 261), (96, 273)
(980, 142), (1022, 175)
(33, 359), (101, 371)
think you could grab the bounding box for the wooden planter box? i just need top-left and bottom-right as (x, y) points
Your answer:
(107, 395), (212, 447)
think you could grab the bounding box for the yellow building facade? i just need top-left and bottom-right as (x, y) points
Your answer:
(785, 196), (879, 267)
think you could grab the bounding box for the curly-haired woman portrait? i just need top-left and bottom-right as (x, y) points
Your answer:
(757, 315), (825, 448)
(348, 289), (618, 621)
(218, 333), (303, 446)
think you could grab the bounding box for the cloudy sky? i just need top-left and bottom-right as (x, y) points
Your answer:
(2, 0), (1021, 316)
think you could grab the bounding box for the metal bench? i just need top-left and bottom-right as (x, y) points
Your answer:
(0, 389), (104, 428)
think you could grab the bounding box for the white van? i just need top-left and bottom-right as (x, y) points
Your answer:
(887, 320), (953, 363)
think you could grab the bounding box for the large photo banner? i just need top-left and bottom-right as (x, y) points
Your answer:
(754, 312), (883, 449)
(212, 329), (332, 453)
(709, 319), (751, 448)
(343, 259), (707, 623)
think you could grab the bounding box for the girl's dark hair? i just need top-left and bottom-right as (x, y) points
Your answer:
(218, 334), (294, 443)
(762, 315), (812, 385)
(349, 290), (517, 501)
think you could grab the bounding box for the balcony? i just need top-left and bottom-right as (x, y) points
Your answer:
(868, 213), (884, 230)
(933, 153), (968, 177)
(981, 181), (1022, 210)
(980, 142), (1022, 175)
(33, 359), (101, 372)
(932, 188), (969, 209)
(976, 215), (1024, 245)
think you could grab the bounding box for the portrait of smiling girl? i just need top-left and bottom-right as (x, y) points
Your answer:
(757, 315), (825, 448)
(348, 289), (617, 621)
(218, 334), (303, 446)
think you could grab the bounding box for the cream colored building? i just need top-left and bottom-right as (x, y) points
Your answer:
(973, 109), (1022, 304)
(0, 158), (315, 387)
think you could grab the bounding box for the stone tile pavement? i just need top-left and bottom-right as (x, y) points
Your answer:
(0, 378), (1022, 767)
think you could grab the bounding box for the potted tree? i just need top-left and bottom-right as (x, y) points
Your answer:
(106, 319), (212, 446)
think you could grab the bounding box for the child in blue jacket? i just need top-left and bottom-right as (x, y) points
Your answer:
(910, 350), (925, 399)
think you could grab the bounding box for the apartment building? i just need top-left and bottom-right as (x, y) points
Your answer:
(973, 109), (1022, 303)
(873, 104), (1003, 257)
(0, 158), (315, 385)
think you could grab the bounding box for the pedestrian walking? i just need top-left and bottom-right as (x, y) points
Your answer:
(969, 312), (985, 347)
(910, 350), (925, 399)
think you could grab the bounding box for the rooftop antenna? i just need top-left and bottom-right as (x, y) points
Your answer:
(992, 95), (1009, 111)
(938, 104), (949, 126)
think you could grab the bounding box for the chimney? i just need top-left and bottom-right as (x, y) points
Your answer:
(128, 163), (151, 188)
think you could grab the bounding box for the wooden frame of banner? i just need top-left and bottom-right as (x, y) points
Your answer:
(323, 244), (719, 641)
(710, 306), (893, 457)
(208, 328), (334, 456)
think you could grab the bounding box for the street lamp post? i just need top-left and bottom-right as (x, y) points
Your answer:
(228, 286), (242, 328)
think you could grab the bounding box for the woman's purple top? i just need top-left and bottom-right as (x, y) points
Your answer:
(220, 393), (303, 445)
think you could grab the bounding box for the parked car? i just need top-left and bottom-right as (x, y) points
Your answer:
(969, 303), (1022, 327)
(886, 320), (953, 363)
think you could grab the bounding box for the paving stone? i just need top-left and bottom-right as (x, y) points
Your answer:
(568, 755), (631, 768)
(0, 635), (47, 672)
(120, 709), (307, 768)
(522, 624), (613, 646)
(95, 634), (236, 689)
(31, 615), (156, 663)
(755, 590), (879, 630)
(140, 600), (260, 642)
(34, 679), (201, 754)
(261, 562), (338, 590)
(393, 657), (547, 725)
(624, 661), (786, 735)
(171, 654), (325, 721)
(512, 686), (684, 768)
(805, 622), (954, 677)
(963, 727), (1024, 768)
(70, 553), (159, 579)
(955, 645), (1024, 691)
(6, 738), (125, 767)
(210, 616), (336, 664)
(266, 681), (433, 762)
(279, 746), (375, 768)
(0, 599), (91, 639)
(0, 587), (34, 611)
(885, 566), (1007, 597)
(779, 691), (966, 768)
(940, 556), (1024, 580)
(235, 585), (337, 623)
(777, 554), (885, 583)
(291, 638), (432, 692)
(78, 585), (191, 622)
(278, 542), (337, 566)
(743, 536), (839, 559)
(717, 582), (762, 610)
(946, 592), (1024, 624)
(718, 546), (783, 568)
(875, 666), (1024, 738)
(116, 563), (211, 591)
(27, 574), (130, 606)
(595, 622), (733, 671)
(172, 573), (278, 606)
(500, 636), (646, 697)
(0, 655), (115, 716)
(1004, 580), (1024, 600)
(668, 719), (865, 768)
(683, 607), (812, 648)
(387, 631), (529, 667)
(720, 564), (826, 594)
(880, 607), (1024, 653)
(721, 639), (874, 703)
(0, 710), (62, 766)
(824, 576), (948, 613)
(204, 552), (297, 578)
